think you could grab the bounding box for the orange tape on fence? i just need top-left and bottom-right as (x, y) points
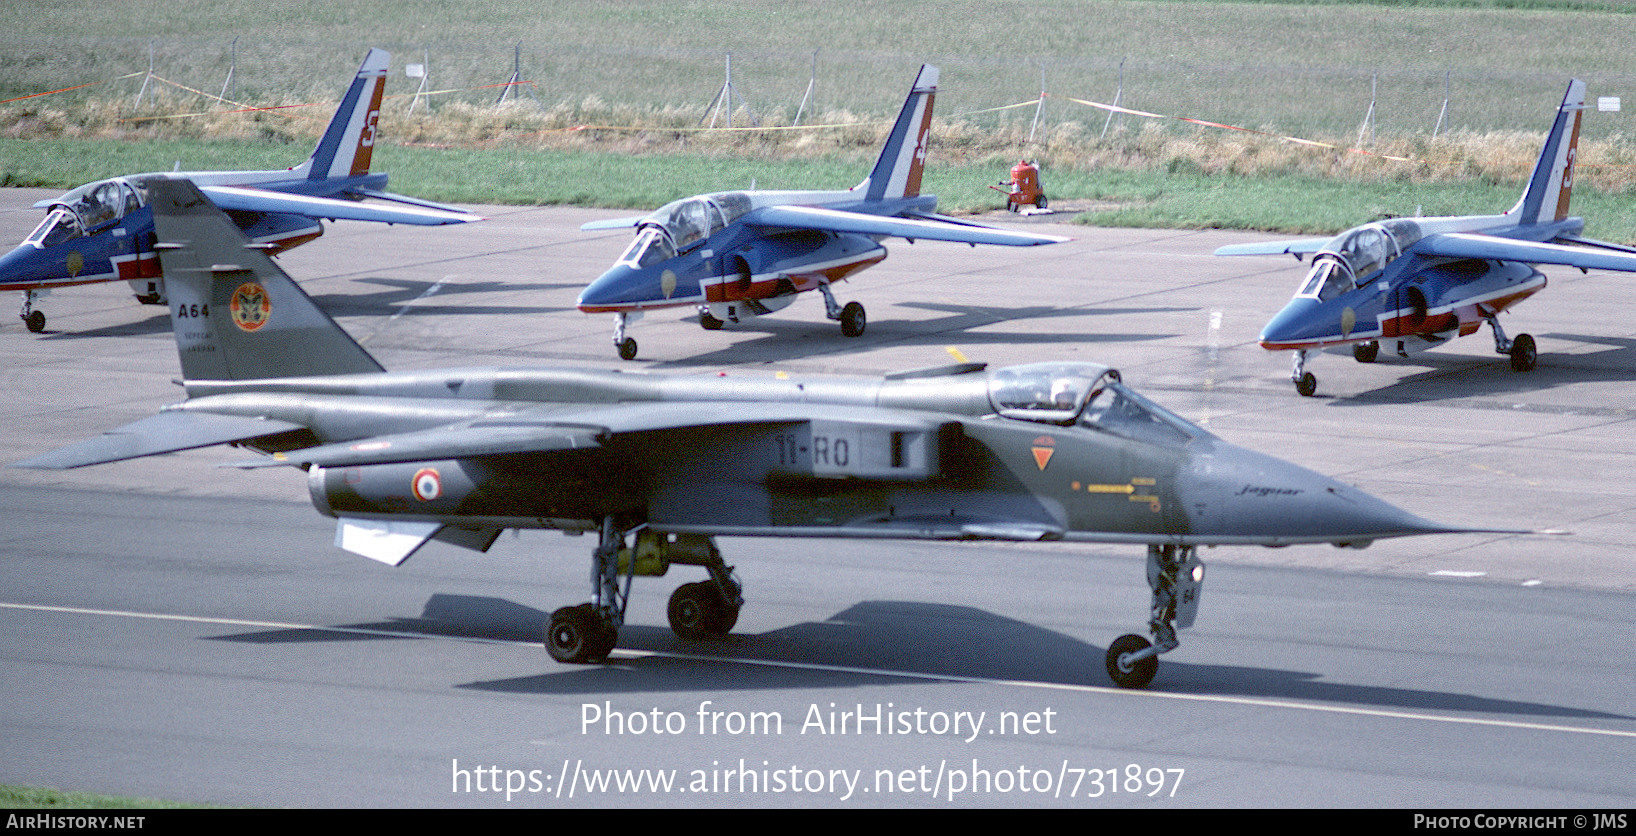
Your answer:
(0, 72), (146, 106)
(1052, 93), (1419, 164)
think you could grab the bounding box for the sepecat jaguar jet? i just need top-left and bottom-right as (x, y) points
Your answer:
(576, 64), (1067, 360)
(0, 48), (478, 333)
(15, 178), (1521, 689)
(1216, 79), (1636, 396)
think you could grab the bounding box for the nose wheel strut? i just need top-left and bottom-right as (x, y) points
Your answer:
(1290, 349), (1317, 397)
(1106, 545), (1204, 689)
(611, 312), (640, 361)
(19, 291), (45, 333)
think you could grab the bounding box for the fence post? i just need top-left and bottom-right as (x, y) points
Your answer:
(1101, 57), (1124, 139)
(794, 50), (818, 126)
(1432, 71), (1450, 139)
(218, 36), (237, 104)
(1028, 62), (1046, 144)
(1356, 72), (1377, 148)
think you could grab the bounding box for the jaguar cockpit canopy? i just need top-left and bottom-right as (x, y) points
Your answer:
(987, 362), (1202, 443)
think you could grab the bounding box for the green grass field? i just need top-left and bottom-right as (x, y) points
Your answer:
(5, 0), (1636, 136)
(4, 1), (1636, 239)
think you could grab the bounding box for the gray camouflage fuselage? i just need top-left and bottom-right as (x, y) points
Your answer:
(170, 364), (1450, 548)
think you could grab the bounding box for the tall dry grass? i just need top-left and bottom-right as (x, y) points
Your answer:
(8, 91), (1636, 195)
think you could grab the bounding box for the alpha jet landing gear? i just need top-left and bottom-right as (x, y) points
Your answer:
(1289, 349), (1317, 397)
(1488, 316), (1537, 372)
(817, 280), (866, 337)
(19, 290), (45, 333)
(610, 311), (642, 361)
(545, 519), (743, 663)
(1105, 545), (1205, 689)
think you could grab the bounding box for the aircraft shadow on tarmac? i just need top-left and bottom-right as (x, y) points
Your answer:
(34, 277), (580, 340)
(306, 276), (580, 318)
(210, 592), (1627, 721)
(646, 302), (1186, 368)
(1320, 334), (1636, 407)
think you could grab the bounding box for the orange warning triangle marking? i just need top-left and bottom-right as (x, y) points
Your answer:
(1031, 447), (1054, 471)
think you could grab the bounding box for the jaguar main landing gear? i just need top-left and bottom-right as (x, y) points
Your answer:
(1105, 545), (1204, 689)
(545, 520), (743, 664)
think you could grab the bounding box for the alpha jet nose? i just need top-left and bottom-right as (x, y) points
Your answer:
(1179, 440), (1459, 547)
(0, 242), (59, 286)
(1258, 298), (1331, 350)
(577, 265), (675, 313)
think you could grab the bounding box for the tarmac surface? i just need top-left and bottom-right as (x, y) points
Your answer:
(1, 188), (1632, 807)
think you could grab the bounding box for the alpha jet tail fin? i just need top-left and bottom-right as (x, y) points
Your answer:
(1507, 78), (1586, 226)
(855, 64), (939, 202)
(149, 177), (384, 381)
(287, 48), (391, 183)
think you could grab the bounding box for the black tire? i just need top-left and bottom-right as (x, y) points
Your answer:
(700, 312), (724, 330)
(617, 337), (638, 361)
(668, 581), (740, 640)
(23, 310), (45, 333)
(1105, 634), (1158, 689)
(134, 293), (163, 306)
(1509, 333), (1537, 372)
(1036, 194), (1048, 210)
(1295, 371), (1318, 397)
(546, 604), (617, 663)
(1353, 341), (1379, 363)
(839, 301), (866, 337)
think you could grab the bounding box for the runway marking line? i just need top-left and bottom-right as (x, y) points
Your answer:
(6, 600), (1633, 741)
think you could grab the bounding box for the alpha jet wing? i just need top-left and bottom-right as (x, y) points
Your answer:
(576, 64), (1066, 360)
(1407, 231), (1636, 272)
(1217, 79), (1636, 397)
(1211, 236), (1335, 259)
(16, 177), (1535, 690)
(744, 204), (1068, 247)
(0, 48), (480, 334)
(198, 185), (475, 227)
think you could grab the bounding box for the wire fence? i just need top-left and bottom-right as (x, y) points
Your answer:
(5, 37), (1636, 145)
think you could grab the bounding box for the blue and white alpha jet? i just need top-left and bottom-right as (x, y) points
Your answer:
(576, 65), (1067, 360)
(1, 48), (478, 333)
(1217, 79), (1636, 396)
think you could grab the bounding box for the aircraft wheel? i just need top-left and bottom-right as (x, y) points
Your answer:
(1509, 333), (1537, 372)
(700, 312), (724, 331)
(23, 310), (45, 333)
(1295, 372), (1318, 397)
(1352, 341), (1379, 363)
(668, 581), (740, 640)
(546, 604), (617, 663)
(1105, 633), (1158, 689)
(617, 337), (639, 361)
(134, 293), (163, 306)
(839, 301), (866, 337)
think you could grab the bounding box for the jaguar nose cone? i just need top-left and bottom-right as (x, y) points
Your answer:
(1181, 441), (1458, 546)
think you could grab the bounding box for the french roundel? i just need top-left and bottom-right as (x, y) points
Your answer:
(411, 468), (442, 502)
